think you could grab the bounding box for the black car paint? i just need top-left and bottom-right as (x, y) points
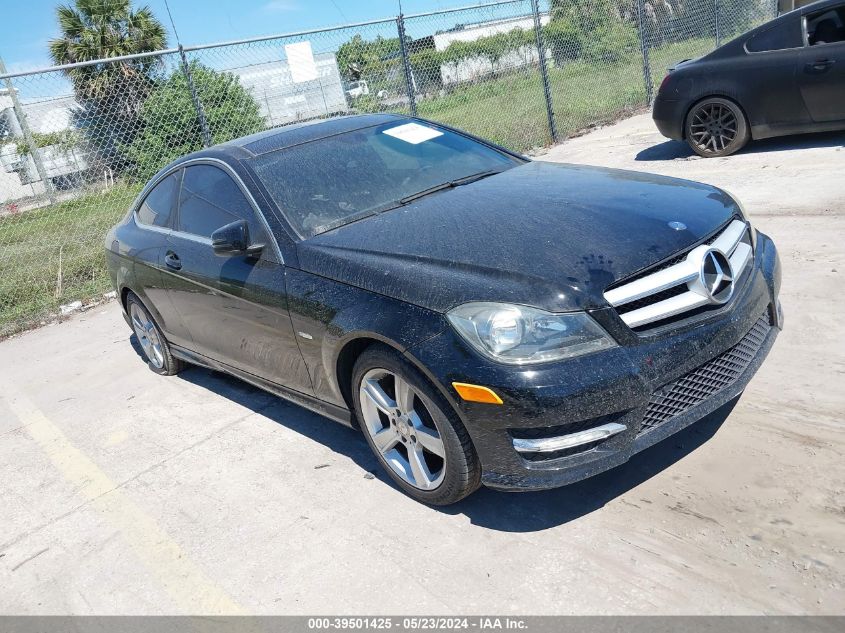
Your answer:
(298, 161), (738, 313)
(407, 233), (781, 489)
(106, 114), (782, 491)
(653, 0), (845, 142)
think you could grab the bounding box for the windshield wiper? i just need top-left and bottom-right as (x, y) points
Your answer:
(398, 169), (503, 205)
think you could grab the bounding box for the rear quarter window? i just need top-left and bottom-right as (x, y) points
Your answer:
(136, 172), (180, 228)
(746, 19), (803, 52)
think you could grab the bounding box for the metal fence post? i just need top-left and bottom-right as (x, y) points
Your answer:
(635, 0), (655, 104)
(0, 57), (56, 204)
(530, 0), (557, 144)
(714, 0), (722, 48)
(396, 13), (417, 117)
(178, 45), (213, 148)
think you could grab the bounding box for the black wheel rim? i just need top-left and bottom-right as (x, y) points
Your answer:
(690, 102), (738, 154)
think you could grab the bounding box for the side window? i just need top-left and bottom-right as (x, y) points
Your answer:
(136, 172), (180, 228)
(807, 7), (845, 46)
(746, 19), (803, 52)
(177, 165), (263, 239)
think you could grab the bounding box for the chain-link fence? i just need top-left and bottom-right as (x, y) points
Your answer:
(0, 0), (779, 337)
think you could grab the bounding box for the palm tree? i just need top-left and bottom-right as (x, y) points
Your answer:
(48, 0), (167, 168)
(49, 0), (166, 102)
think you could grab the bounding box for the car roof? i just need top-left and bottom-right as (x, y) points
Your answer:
(218, 113), (409, 157)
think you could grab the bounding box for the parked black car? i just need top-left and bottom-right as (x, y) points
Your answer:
(653, 0), (845, 157)
(106, 114), (782, 505)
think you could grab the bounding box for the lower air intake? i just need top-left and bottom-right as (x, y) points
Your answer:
(640, 313), (771, 434)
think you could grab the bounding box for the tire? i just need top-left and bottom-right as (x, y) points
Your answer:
(125, 291), (184, 376)
(685, 97), (749, 158)
(352, 345), (481, 505)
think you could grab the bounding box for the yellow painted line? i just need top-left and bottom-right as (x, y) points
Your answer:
(4, 391), (244, 615)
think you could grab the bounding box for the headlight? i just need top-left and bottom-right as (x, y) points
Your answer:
(447, 302), (616, 365)
(721, 187), (752, 223)
(722, 188), (756, 248)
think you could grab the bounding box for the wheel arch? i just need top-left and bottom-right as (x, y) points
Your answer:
(119, 285), (167, 334)
(120, 285), (133, 311)
(335, 335), (386, 419)
(333, 332), (465, 433)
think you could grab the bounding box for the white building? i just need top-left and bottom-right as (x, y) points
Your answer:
(432, 14), (550, 86)
(234, 52), (349, 126)
(1, 90), (89, 203)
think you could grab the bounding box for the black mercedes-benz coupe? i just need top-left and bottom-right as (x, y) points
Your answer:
(106, 114), (783, 505)
(653, 0), (845, 157)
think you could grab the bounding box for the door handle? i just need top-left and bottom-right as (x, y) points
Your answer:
(164, 251), (182, 270)
(806, 59), (835, 72)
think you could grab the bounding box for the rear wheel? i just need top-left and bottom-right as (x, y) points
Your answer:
(352, 345), (481, 505)
(685, 97), (749, 158)
(126, 292), (184, 376)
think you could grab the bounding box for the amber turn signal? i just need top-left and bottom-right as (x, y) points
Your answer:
(452, 382), (503, 405)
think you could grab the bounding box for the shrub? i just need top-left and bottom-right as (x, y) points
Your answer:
(125, 62), (264, 181)
(582, 20), (641, 64)
(543, 18), (583, 65)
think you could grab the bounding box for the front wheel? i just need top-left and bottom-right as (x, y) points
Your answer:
(352, 345), (481, 505)
(685, 97), (749, 158)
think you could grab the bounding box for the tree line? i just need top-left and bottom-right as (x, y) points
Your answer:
(335, 0), (764, 93)
(39, 0), (262, 181)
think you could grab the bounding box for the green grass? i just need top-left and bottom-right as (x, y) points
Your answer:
(0, 39), (722, 337)
(0, 184), (141, 337)
(418, 38), (717, 150)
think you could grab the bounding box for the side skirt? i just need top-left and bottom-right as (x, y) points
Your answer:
(750, 119), (845, 140)
(170, 344), (354, 427)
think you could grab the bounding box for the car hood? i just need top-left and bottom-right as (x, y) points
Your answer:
(296, 161), (739, 313)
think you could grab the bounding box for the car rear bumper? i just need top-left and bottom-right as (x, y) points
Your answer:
(653, 97), (686, 141)
(405, 232), (782, 491)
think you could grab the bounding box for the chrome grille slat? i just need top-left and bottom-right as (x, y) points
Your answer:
(604, 220), (751, 330)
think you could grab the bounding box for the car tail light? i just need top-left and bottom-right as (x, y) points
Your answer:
(658, 73), (672, 94)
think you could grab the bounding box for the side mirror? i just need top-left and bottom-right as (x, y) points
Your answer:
(211, 220), (264, 257)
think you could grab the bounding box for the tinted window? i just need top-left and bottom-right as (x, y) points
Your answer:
(250, 122), (520, 237)
(746, 19), (803, 52)
(177, 165), (260, 238)
(807, 7), (845, 46)
(136, 172), (179, 227)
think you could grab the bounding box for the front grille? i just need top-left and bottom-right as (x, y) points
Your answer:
(616, 284), (688, 315)
(639, 313), (771, 434)
(603, 219), (753, 331)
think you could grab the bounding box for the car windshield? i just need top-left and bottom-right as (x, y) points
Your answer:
(249, 121), (521, 238)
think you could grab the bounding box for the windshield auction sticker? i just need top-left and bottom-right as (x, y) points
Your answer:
(383, 122), (444, 144)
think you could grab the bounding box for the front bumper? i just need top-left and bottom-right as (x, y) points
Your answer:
(405, 232), (782, 491)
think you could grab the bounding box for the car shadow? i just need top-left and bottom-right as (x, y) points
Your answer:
(175, 363), (383, 471)
(158, 347), (739, 533)
(636, 130), (845, 161)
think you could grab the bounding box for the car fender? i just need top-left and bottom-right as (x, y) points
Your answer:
(284, 268), (449, 409)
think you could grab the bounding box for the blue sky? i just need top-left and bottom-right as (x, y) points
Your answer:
(1, 0), (491, 74)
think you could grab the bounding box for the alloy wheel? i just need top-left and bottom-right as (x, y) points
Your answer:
(689, 102), (738, 154)
(130, 302), (165, 369)
(359, 368), (446, 491)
